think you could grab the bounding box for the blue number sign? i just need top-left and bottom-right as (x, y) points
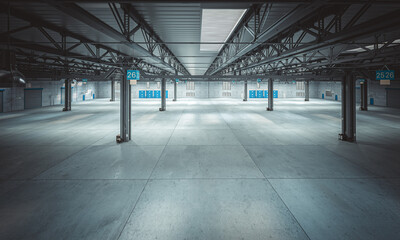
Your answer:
(127, 70), (140, 80)
(376, 70), (394, 81)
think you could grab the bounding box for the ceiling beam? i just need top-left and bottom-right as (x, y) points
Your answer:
(207, 0), (331, 75)
(51, 3), (180, 74)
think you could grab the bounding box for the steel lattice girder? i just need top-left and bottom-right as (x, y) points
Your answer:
(50, 3), (187, 75)
(207, 2), (400, 76)
(0, 3), (167, 77)
(206, 0), (329, 75)
(221, 8), (400, 76)
(120, 3), (190, 75)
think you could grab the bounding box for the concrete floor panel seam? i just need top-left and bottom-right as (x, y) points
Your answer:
(241, 143), (312, 240)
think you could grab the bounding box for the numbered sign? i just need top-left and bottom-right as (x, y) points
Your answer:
(82, 79), (88, 82)
(376, 70), (394, 81)
(176, 79), (179, 82)
(127, 70), (140, 80)
(257, 79), (261, 83)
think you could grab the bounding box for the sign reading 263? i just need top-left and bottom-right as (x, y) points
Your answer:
(376, 70), (394, 81)
(127, 70), (140, 80)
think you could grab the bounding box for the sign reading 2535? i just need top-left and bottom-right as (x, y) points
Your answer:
(127, 70), (140, 80)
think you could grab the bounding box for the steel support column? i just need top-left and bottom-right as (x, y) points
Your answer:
(110, 80), (115, 101)
(243, 80), (248, 101)
(160, 78), (166, 111)
(173, 70), (178, 102)
(173, 80), (177, 101)
(118, 67), (131, 143)
(63, 79), (71, 111)
(339, 72), (356, 142)
(267, 78), (273, 111)
(360, 80), (368, 111)
(305, 79), (310, 101)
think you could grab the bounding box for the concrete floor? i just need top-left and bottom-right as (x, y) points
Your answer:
(1, 98), (400, 240)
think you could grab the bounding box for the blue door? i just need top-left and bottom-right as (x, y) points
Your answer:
(273, 90), (278, 98)
(249, 90), (256, 98)
(166, 90), (168, 98)
(139, 90), (146, 98)
(322, 93), (324, 99)
(146, 90), (154, 98)
(257, 90), (264, 98)
(154, 90), (161, 98)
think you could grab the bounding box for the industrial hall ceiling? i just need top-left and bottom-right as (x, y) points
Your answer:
(1, 0), (400, 82)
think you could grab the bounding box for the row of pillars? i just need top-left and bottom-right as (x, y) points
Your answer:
(58, 71), (365, 144)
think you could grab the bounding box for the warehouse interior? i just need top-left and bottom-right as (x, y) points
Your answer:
(1, 1), (400, 239)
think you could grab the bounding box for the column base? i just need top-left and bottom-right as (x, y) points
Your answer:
(110, 99), (115, 102)
(62, 108), (71, 111)
(267, 107), (273, 111)
(338, 134), (356, 142)
(159, 108), (166, 111)
(173, 99), (177, 102)
(359, 107), (368, 111)
(243, 99), (247, 102)
(305, 99), (309, 101)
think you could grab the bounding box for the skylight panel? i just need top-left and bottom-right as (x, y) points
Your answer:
(200, 9), (246, 52)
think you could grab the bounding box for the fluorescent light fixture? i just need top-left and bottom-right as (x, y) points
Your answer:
(19, 78), (25, 84)
(200, 8), (246, 52)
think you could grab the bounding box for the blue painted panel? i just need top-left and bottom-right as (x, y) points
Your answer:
(370, 98), (374, 105)
(249, 90), (256, 98)
(127, 70), (140, 80)
(335, 95), (338, 101)
(83, 95), (85, 101)
(322, 93), (324, 99)
(166, 90), (168, 98)
(93, 93), (95, 99)
(273, 90), (278, 98)
(139, 90), (146, 98)
(24, 88), (44, 90)
(257, 90), (264, 98)
(146, 90), (153, 98)
(264, 90), (268, 98)
(154, 90), (161, 98)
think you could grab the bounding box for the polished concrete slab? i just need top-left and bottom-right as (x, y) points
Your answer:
(118, 179), (309, 240)
(269, 178), (400, 240)
(151, 146), (263, 179)
(0, 98), (399, 240)
(0, 180), (146, 240)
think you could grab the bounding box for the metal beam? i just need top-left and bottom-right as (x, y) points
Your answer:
(110, 80), (115, 101)
(62, 79), (71, 111)
(51, 3), (179, 74)
(360, 79), (368, 110)
(120, 4), (190, 75)
(267, 78), (273, 111)
(243, 80), (248, 101)
(207, 0), (328, 75)
(339, 71), (356, 142)
(160, 78), (166, 111)
(305, 79), (310, 101)
(141, 72), (344, 80)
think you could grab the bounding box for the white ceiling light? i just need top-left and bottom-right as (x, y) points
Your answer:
(200, 8), (246, 52)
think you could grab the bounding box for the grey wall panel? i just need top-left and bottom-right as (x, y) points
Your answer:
(387, 89), (400, 108)
(24, 89), (42, 109)
(0, 91), (3, 112)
